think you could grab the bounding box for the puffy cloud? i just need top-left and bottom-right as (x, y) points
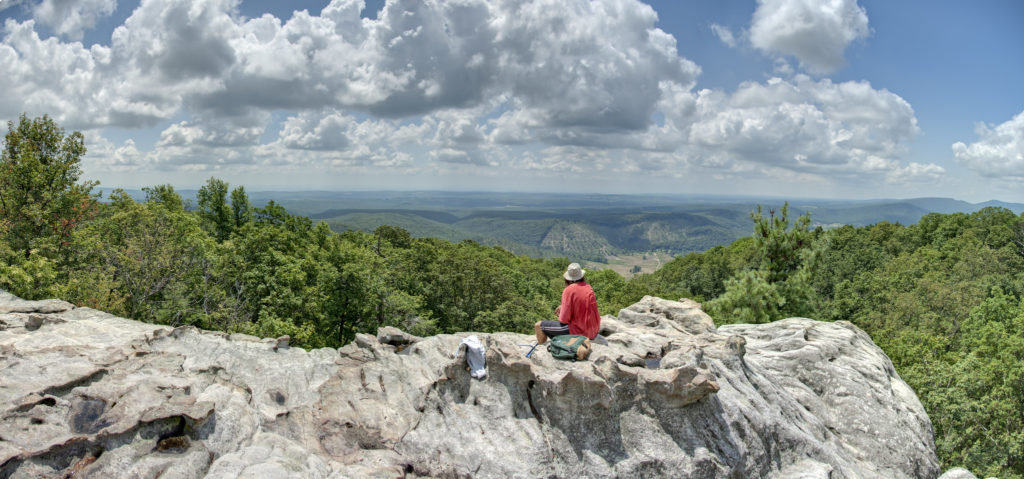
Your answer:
(0, 0), (241, 128)
(149, 143), (254, 170)
(233, 109), (427, 172)
(431, 113), (487, 148)
(0, 0), (933, 192)
(887, 162), (946, 184)
(33, 0), (117, 41)
(2, 0), (699, 135)
(685, 75), (931, 181)
(772, 58), (794, 77)
(429, 148), (495, 167)
(953, 110), (1024, 179)
(198, 0), (699, 137)
(277, 113), (355, 151)
(108, 0), (238, 121)
(483, 0), (699, 132)
(0, 0), (232, 128)
(424, 110), (497, 166)
(0, 0), (30, 13)
(157, 115), (266, 149)
(710, 23), (736, 48)
(517, 146), (614, 174)
(0, 19), (118, 128)
(273, 109), (427, 152)
(81, 133), (148, 171)
(749, 0), (869, 74)
(489, 80), (697, 152)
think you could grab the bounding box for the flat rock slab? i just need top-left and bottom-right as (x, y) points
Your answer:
(0, 292), (940, 478)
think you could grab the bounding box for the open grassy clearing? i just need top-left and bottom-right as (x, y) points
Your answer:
(584, 251), (676, 278)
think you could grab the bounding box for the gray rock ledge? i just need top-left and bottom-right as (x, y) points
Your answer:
(0, 291), (940, 478)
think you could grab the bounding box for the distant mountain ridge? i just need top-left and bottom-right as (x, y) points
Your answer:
(309, 208), (461, 224)
(976, 200), (1024, 214)
(102, 189), (1024, 261)
(322, 208), (753, 262)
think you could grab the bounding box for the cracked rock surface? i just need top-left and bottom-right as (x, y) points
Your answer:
(0, 291), (939, 478)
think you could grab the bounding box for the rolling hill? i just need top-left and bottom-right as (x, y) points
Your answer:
(103, 189), (1024, 273)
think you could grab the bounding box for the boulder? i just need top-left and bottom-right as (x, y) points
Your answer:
(936, 467), (998, 479)
(937, 469), (976, 479)
(0, 291), (941, 478)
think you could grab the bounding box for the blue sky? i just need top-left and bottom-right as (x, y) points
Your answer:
(1, 0), (1022, 202)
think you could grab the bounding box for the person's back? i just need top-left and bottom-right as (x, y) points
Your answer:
(559, 280), (600, 340)
(535, 263), (601, 345)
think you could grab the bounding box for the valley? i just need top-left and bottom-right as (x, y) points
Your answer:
(110, 188), (1024, 277)
(256, 191), (1024, 277)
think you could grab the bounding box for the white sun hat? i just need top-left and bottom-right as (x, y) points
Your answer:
(564, 263), (585, 281)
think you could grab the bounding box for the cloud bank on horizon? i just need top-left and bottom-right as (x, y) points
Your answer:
(0, 0), (1021, 200)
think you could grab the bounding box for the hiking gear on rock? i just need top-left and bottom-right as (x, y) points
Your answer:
(547, 334), (592, 361)
(517, 343), (541, 358)
(526, 343), (539, 358)
(457, 335), (487, 379)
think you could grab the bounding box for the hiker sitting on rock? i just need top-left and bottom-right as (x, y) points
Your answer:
(535, 263), (601, 344)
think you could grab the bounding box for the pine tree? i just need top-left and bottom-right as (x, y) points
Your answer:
(709, 202), (822, 323)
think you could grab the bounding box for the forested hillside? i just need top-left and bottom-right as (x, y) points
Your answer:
(317, 207), (753, 262)
(298, 192), (1024, 268)
(638, 205), (1024, 479)
(4, 115), (1024, 477)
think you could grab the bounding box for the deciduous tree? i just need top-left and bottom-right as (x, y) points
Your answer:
(0, 114), (97, 258)
(197, 177), (231, 241)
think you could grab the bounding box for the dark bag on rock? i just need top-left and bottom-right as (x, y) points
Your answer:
(547, 334), (591, 361)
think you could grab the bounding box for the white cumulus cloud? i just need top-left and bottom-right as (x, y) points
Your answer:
(33, 0), (117, 41)
(749, 0), (869, 74)
(0, 0), (935, 192)
(277, 112), (356, 151)
(1, 0), (700, 135)
(886, 162), (946, 183)
(248, 109), (426, 172)
(685, 75), (931, 181)
(82, 133), (148, 171)
(157, 117), (266, 149)
(953, 110), (1024, 179)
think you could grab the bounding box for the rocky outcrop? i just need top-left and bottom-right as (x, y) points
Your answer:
(0, 291), (940, 478)
(936, 467), (998, 479)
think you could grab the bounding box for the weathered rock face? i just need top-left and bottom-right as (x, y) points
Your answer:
(0, 291), (940, 478)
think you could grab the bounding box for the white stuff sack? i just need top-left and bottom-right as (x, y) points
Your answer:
(457, 335), (487, 379)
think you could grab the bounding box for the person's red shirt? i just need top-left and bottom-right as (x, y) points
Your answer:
(558, 281), (601, 339)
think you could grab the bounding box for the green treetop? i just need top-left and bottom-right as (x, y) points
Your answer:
(197, 177), (232, 241)
(709, 202), (822, 324)
(0, 114), (97, 258)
